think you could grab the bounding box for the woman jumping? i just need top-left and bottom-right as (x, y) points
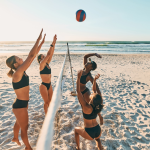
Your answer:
(80, 53), (102, 103)
(79, 53), (103, 124)
(37, 34), (57, 115)
(6, 29), (45, 150)
(75, 70), (103, 150)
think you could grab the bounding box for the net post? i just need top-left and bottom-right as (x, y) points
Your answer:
(67, 43), (76, 93)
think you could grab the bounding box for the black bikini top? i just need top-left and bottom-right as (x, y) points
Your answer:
(82, 105), (97, 120)
(80, 72), (90, 84)
(40, 63), (51, 75)
(12, 72), (29, 90)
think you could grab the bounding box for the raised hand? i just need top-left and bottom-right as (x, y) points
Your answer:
(94, 73), (100, 80)
(52, 34), (57, 45)
(95, 53), (102, 58)
(38, 28), (43, 40)
(41, 34), (46, 44)
(77, 70), (83, 78)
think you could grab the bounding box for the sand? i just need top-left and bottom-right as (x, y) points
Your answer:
(0, 53), (150, 150)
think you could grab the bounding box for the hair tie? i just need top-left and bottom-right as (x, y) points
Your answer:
(96, 105), (100, 110)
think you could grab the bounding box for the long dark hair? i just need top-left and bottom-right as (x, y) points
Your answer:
(6, 55), (16, 77)
(91, 61), (97, 71)
(91, 94), (103, 114)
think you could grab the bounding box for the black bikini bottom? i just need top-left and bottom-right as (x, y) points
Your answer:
(85, 124), (101, 139)
(81, 87), (89, 95)
(12, 98), (29, 109)
(42, 82), (51, 90)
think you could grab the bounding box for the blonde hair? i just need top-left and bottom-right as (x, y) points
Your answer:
(6, 55), (16, 77)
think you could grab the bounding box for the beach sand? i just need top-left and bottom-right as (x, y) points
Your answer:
(0, 54), (150, 150)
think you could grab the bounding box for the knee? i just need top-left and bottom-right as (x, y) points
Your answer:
(44, 102), (49, 107)
(74, 127), (80, 134)
(74, 128), (77, 134)
(21, 125), (28, 132)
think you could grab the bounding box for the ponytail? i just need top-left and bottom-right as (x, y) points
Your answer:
(7, 68), (14, 77)
(92, 104), (104, 114)
(6, 55), (16, 78)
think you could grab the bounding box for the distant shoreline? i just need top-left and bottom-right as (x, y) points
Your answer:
(1, 52), (150, 56)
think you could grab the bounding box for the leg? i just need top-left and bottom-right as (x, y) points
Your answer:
(13, 108), (32, 150)
(39, 84), (49, 114)
(95, 130), (102, 150)
(74, 127), (93, 150)
(83, 90), (91, 103)
(95, 138), (103, 150)
(48, 84), (53, 106)
(12, 120), (21, 146)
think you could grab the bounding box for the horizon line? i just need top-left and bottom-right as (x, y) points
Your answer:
(0, 40), (150, 42)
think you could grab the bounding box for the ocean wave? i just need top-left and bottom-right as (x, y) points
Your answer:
(86, 41), (150, 44)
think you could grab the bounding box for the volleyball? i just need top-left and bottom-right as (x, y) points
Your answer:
(76, 9), (86, 22)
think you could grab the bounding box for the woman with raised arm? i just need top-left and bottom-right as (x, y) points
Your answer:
(75, 70), (103, 150)
(6, 29), (45, 150)
(37, 34), (57, 115)
(80, 53), (102, 103)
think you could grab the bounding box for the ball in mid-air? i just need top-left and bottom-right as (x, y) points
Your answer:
(76, 9), (86, 22)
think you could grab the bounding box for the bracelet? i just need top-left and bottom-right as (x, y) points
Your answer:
(50, 44), (53, 47)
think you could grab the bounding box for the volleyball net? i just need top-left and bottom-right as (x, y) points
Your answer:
(36, 43), (75, 150)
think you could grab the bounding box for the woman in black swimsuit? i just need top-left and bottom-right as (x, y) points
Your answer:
(6, 29), (45, 150)
(80, 53), (103, 124)
(80, 53), (102, 103)
(75, 70), (103, 150)
(37, 34), (57, 115)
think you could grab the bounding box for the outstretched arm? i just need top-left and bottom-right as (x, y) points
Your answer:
(76, 70), (87, 107)
(40, 34), (57, 69)
(89, 74), (103, 104)
(83, 53), (102, 65)
(28, 29), (43, 58)
(47, 34), (57, 64)
(16, 29), (44, 75)
(92, 74), (100, 93)
(89, 74), (102, 94)
(36, 34), (46, 55)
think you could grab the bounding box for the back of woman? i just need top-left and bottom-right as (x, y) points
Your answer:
(75, 70), (103, 150)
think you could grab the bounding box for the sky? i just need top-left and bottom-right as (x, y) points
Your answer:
(0, 0), (150, 41)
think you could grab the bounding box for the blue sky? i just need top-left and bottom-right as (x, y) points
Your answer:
(0, 0), (150, 41)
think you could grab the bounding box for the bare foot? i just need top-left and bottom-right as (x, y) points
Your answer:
(12, 138), (21, 146)
(76, 147), (80, 150)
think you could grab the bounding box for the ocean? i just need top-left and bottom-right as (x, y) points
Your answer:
(0, 41), (150, 54)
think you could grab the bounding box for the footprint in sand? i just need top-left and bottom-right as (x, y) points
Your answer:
(130, 113), (139, 122)
(63, 121), (74, 133)
(141, 93), (146, 98)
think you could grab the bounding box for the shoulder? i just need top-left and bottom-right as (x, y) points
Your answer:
(12, 70), (23, 82)
(40, 60), (46, 69)
(88, 72), (92, 76)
